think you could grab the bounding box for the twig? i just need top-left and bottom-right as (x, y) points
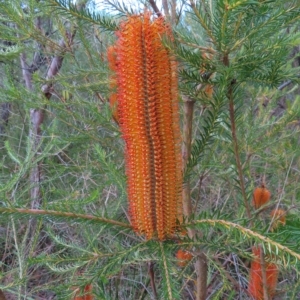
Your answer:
(223, 54), (252, 221)
(192, 172), (208, 214)
(213, 256), (249, 296)
(138, 278), (150, 300)
(41, 32), (76, 99)
(162, 0), (170, 19)
(195, 254), (208, 300)
(277, 74), (300, 90)
(148, 262), (158, 299)
(206, 254), (232, 292)
(171, 0), (177, 24)
(182, 99), (195, 219)
(278, 80), (292, 90)
(0, 207), (132, 229)
(148, 0), (162, 17)
(182, 98), (207, 300)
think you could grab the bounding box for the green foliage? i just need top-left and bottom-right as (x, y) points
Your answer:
(0, 45), (24, 60)
(49, 0), (119, 31)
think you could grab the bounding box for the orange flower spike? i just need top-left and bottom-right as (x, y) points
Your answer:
(248, 247), (278, 300)
(111, 13), (182, 240)
(176, 249), (193, 267)
(83, 284), (93, 300)
(248, 247), (264, 300)
(252, 184), (271, 209)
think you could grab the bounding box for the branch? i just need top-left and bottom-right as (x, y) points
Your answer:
(223, 54), (252, 221)
(171, 0), (176, 24)
(41, 32), (76, 99)
(277, 75), (300, 91)
(29, 17), (46, 73)
(148, 0), (162, 17)
(162, 0), (170, 19)
(182, 97), (207, 300)
(188, 219), (300, 261)
(0, 207), (132, 229)
(20, 52), (33, 90)
(148, 262), (158, 299)
(182, 99), (194, 219)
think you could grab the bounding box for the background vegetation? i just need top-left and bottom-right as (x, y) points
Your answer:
(0, 0), (300, 299)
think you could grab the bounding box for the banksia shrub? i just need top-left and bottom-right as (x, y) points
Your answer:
(248, 247), (278, 300)
(252, 184), (271, 209)
(176, 249), (193, 267)
(108, 13), (182, 240)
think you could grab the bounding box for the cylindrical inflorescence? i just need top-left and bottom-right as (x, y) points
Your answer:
(248, 246), (278, 300)
(107, 13), (182, 240)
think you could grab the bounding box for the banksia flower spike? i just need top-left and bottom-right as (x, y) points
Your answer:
(108, 13), (182, 240)
(252, 184), (271, 209)
(248, 247), (278, 300)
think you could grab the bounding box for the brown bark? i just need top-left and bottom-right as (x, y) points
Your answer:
(162, 0), (170, 19)
(148, 262), (158, 300)
(0, 290), (7, 300)
(182, 100), (194, 221)
(148, 0), (162, 17)
(223, 54), (252, 222)
(41, 36), (74, 99)
(171, 0), (177, 24)
(182, 98), (207, 300)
